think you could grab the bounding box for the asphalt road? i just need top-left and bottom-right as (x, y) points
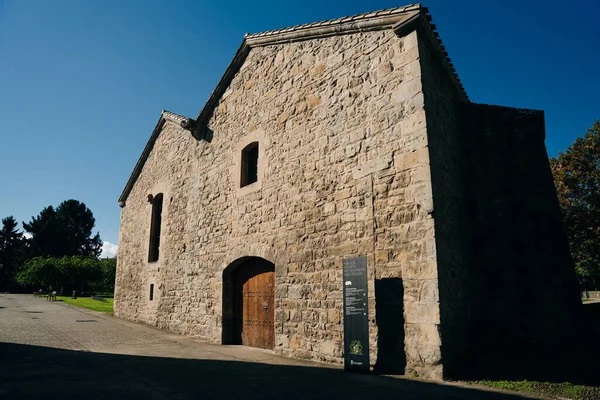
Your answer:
(0, 294), (534, 400)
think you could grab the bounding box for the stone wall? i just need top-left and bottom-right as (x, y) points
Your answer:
(416, 27), (473, 379)
(115, 28), (441, 376)
(460, 103), (583, 364)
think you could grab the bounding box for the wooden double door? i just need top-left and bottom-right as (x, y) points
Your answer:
(232, 259), (275, 349)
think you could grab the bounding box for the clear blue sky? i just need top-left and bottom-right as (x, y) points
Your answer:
(1, 0), (598, 251)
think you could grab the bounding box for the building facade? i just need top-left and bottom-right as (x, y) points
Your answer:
(114, 4), (582, 380)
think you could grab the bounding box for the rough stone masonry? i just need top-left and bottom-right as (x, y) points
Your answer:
(114, 4), (583, 380)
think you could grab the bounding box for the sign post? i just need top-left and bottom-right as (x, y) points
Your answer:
(342, 256), (369, 373)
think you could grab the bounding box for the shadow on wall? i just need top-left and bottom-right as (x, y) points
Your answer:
(0, 342), (532, 400)
(448, 103), (592, 385)
(374, 278), (406, 374)
(585, 301), (600, 334)
(452, 301), (600, 386)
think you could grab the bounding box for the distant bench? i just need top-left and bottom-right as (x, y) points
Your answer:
(34, 290), (56, 301)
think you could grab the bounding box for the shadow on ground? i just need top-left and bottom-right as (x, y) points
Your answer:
(452, 302), (600, 386)
(0, 342), (532, 400)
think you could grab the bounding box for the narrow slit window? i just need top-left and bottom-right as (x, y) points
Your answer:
(241, 142), (259, 187)
(149, 284), (154, 301)
(148, 193), (163, 262)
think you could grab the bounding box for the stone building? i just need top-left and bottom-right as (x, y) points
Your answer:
(115, 4), (582, 380)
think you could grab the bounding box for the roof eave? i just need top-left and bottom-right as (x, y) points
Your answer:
(418, 7), (469, 101)
(195, 39), (252, 128)
(118, 110), (190, 207)
(194, 5), (423, 131)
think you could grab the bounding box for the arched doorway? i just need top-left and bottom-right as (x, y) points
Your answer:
(222, 257), (275, 349)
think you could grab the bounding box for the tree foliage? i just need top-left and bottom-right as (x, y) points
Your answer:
(550, 120), (600, 289)
(2, 200), (110, 293)
(98, 258), (117, 292)
(0, 216), (26, 291)
(16, 256), (114, 292)
(23, 200), (102, 258)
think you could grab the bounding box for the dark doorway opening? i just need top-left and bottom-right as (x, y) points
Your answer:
(222, 257), (275, 349)
(374, 278), (406, 374)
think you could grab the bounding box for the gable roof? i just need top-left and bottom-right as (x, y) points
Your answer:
(192, 4), (468, 134)
(118, 111), (189, 206)
(119, 4), (468, 206)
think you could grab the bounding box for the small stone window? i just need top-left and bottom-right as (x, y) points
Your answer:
(240, 142), (259, 187)
(148, 193), (163, 262)
(149, 284), (154, 301)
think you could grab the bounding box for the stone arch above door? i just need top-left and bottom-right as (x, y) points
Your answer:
(221, 244), (282, 273)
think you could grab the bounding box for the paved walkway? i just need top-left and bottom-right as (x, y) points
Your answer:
(0, 294), (535, 400)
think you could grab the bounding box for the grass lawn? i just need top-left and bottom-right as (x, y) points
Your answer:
(466, 380), (600, 400)
(56, 296), (114, 314)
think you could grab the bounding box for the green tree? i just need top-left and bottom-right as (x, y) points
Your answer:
(22, 206), (59, 258)
(0, 216), (26, 291)
(17, 256), (103, 293)
(23, 200), (102, 258)
(550, 120), (600, 290)
(98, 257), (117, 292)
(59, 256), (103, 292)
(16, 257), (61, 290)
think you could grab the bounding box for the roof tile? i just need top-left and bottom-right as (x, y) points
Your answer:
(246, 4), (419, 39)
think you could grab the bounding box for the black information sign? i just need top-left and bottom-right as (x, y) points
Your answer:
(342, 256), (369, 373)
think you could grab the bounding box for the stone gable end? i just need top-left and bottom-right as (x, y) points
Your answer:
(115, 27), (442, 377)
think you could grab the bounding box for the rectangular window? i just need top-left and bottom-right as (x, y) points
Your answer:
(241, 142), (259, 187)
(148, 193), (163, 262)
(149, 284), (154, 301)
